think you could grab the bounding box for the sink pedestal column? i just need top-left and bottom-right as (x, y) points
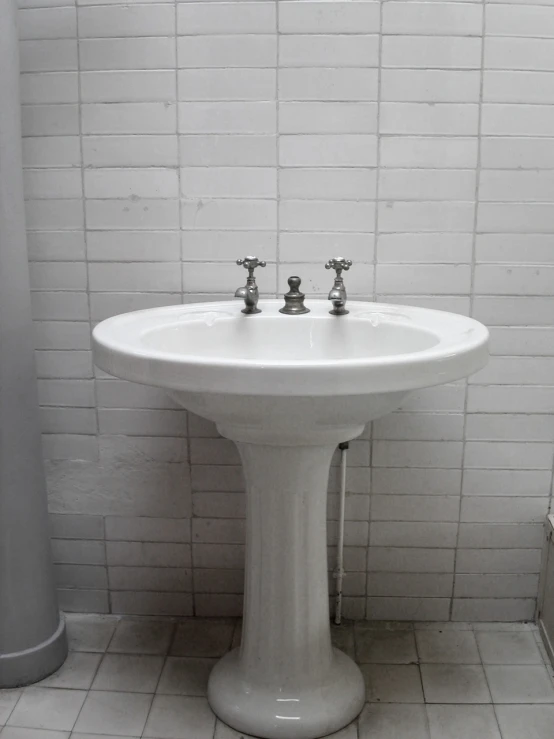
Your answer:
(207, 433), (365, 739)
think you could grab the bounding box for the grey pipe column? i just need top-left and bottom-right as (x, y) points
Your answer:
(0, 0), (67, 686)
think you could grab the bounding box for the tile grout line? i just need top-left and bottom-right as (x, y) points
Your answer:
(138, 623), (175, 739)
(75, 0), (110, 614)
(473, 626), (506, 738)
(449, 0), (487, 623)
(365, 0), (385, 624)
(172, 0), (195, 622)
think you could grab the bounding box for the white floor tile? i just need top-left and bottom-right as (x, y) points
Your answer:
(427, 704), (501, 739)
(476, 631), (544, 665)
(0, 691), (21, 725)
(496, 704), (554, 739)
(359, 704), (429, 739)
(36, 652), (101, 690)
(73, 690), (152, 736)
(416, 631), (481, 664)
(156, 657), (216, 696)
(143, 695), (216, 739)
(0, 729), (70, 738)
(92, 653), (164, 693)
(361, 664), (424, 703)
(356, 629), (418, 664)
(7, 688), (86, 732)
(108, 619), (174, 655)
(66, 614), (118, 653)
(170, 620), (234, 658)
(421, 665), (491, 704)
(485, 665), (554, 704)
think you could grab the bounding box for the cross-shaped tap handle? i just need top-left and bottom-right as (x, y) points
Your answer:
(325, 258), (353, 277)
(237, 256), (267, 277)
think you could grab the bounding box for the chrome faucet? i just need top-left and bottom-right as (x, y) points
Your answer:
(235, 256), (266, 314)
(325, 258), (353, 316)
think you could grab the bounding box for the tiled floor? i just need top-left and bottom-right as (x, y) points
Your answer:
(1, 616), (553, 738)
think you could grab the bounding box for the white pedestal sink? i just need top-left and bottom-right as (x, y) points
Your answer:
(93, 299), (489, 739)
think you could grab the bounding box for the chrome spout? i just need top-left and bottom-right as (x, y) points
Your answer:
(234, 256), (265, 314)
(325, 258), (353, 316)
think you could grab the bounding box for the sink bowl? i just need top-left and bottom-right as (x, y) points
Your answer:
(93, 299), (489, 739)
(93, 299), (488, 444)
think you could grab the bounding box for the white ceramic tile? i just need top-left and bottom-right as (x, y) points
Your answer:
(355, 628), (418, 664)
(279, 1), (380, 34)
(487, 4), (554, 38)
(485, 37), (554, 72)
(416, 631), (481, 664)
(495, 705), (554, 739)
(80, 38), (176, 71)
(179, 68), (275, 102)
(20, 39), (77, 72)
(426, 705), (501, 739)
(18, 7), (76, 40)
(73, 691), (152, 736)
(143, 695), (216, 739)
(80, 71), (176, 104)
(279, 102), (377, 133)
(381, 103), (479, 136)
(177, 2), (276, 35)
(476, 631), (544, 665)
(107, 619), (174, 655)
(485, 665), (554, 704)
(78, 5), (175, 38)
(420, 664), (491, 704)
(384, 3), (482, 36)
(20, 72), (78, 104)
(92, 654), (164, 692)
(362, 664), (425, 703)
(36, 651), (101, 689)
(7, 689), (86, 731)
(381, 70), (480, 104)
(280, 134), (377, 167)
(383, 36), (482, 69)
(179, 134), (276, 167)
(280, 34), (379, 68)
(359, 703), (430, 739)
(279, 68), (378, 102)
(66, 614), (117, 652)
(170, 619), (234, 657)
(0, 691), (21, 725)
(81, 102), (176, 135)
(157, 657), (216, 696)
(178, 35), (276, 68)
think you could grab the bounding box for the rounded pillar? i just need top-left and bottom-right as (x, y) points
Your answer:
(0, 0), (67, 687)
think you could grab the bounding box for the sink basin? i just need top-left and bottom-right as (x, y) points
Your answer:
(93, 299), (488, 444)
(93, 298), (489, 739)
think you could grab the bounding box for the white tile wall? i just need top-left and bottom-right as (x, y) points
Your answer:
(20, 0), (554, 622)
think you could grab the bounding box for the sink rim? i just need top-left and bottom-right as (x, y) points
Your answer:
(93, 299), (488, 367)
(92, 299), (489, 396)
